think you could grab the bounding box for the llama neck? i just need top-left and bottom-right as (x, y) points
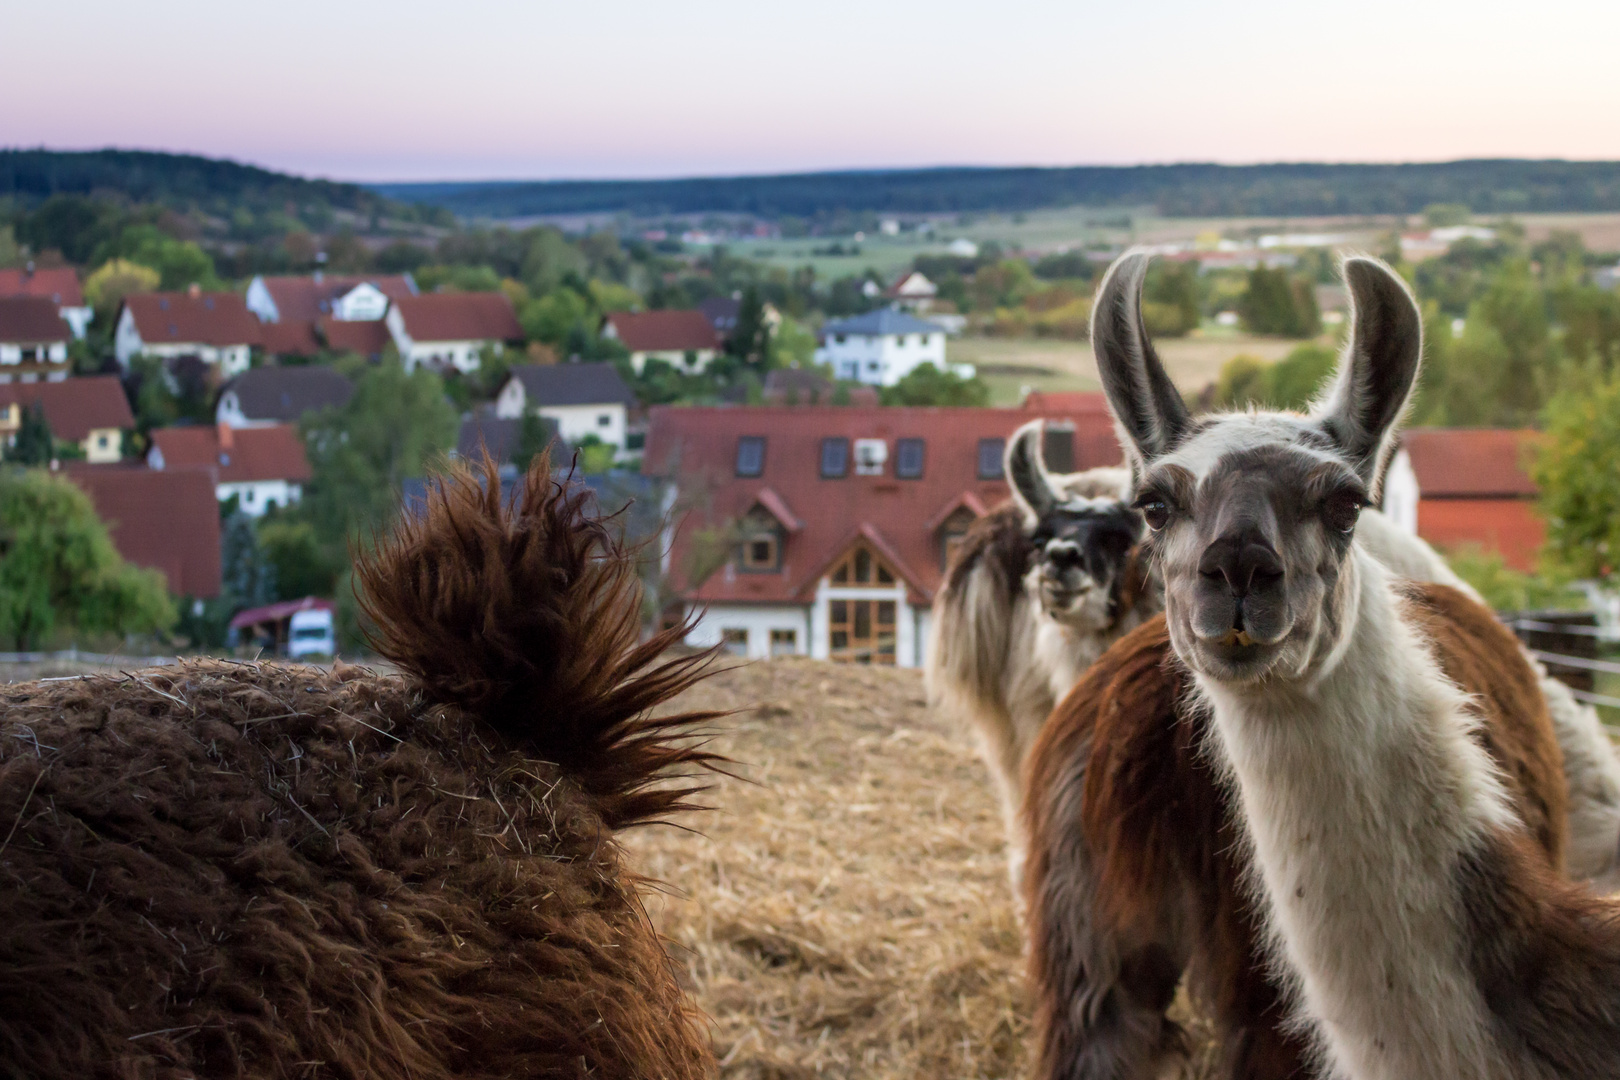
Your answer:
(1197, 552), (1520, 1080)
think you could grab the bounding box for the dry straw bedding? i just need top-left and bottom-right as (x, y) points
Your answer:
(633, 656), (1219, 1080)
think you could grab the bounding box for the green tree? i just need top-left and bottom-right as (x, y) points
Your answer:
(1534, 376), (1620, 581)
(880, 363), (990, 406)
(726, 286), (772, 367)
(1142, 261), (1201, 337)
(1210, 345), (1335, 410)
(1239, 267), (1320, 337)
(4, 404), (54, 465)
(0, 469), (175, 649)
(95, 224), (220, 291)
(84, 258), (161, 313)
(520, 287), (592, 345)
(256, 517), (332, 600)
(221, 510), (276, 610)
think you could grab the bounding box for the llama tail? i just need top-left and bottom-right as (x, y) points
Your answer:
(356, 451), (723, 829)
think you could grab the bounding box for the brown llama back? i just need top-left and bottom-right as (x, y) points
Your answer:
(1024, 582), (1567, 1080)
(0, 454), (721, 1079)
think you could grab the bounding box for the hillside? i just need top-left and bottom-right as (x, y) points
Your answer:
(372, 159), (1620, 221)
(0, 148), (435, 223)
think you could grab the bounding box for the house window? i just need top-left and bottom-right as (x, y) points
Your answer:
(828, 595), (898, 665)
(721, 628), (748, 656)
(829, 545), (895, 586)
(1043, 425), (1076, 474)
(736, 435), (766, 477)
(977, 438), (1005, 480)
(820, 437), (850, 478)
(940, 507), (978, 571)
(835, 334), (847, 345)
(895, 437), (925, 478)
(770, 629), (797, 657)
(853, 438), (887, 476)
(597, 413), (611, 427)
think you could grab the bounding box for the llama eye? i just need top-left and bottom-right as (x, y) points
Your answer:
(1135, 498), (1171, 531)
(1321, 491), (1363, 534)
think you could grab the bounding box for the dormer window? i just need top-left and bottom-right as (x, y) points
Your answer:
(820, 437), (850, 478)
(1043, 423), (1076, 473)
(736, 435), (765, 476)
(737, 510), (782, 572)
(977, 438), (1005, 480)
(895, 437), (925, 478)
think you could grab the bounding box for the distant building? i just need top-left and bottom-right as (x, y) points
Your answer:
(645, 406), (1123, 664)
(318, 318), (392, 359)
(884, 270), (938, 312)
(698, 296), (741, 339)
(115, 290), (260, 376)
(67, 464), (222, 597)
(762, 367), (877, 406)
(0, 265), (93, 339)
(1382, 428), (1543, 571)
(814, 309), (949, 387)
(148, 423), (312, 517)
(494, 362), (637, 455)
(0, 375), (134, 463)
(0, 296), (73, 382)
(216, 366), (355, 428)
(245, 274), (417, 324)
(385, 293), (523, 374)
(600, 310), (720, 374)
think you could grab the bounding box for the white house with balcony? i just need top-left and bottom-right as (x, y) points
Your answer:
(813, 308), (956, 387)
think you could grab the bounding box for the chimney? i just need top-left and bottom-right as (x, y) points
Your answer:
(218, 422), (235, 452)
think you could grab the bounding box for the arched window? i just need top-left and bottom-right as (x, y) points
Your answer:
(826, 545), (899, 664)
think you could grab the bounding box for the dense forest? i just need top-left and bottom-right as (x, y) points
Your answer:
(372, 160), (1620, 220)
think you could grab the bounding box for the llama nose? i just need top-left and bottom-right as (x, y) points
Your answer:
(1198, 530), (1283, 601)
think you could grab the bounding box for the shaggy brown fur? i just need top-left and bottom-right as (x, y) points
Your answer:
(1024, 583), (1567, 1080)
(0, 455), (722, 1079)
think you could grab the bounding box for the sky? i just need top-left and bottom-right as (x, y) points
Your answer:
(7, 0), (1620, 183)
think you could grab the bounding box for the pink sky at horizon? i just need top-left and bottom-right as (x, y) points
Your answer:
(7, 0), (1620, 184)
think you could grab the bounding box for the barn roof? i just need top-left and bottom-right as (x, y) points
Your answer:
(1402, 428), (1540, 499)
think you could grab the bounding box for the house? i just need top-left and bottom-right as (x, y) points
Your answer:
(148, 423), (312, 517)
(0, 265), (93, 339)
(245, 273), (417, 324)
(1019, 390), (1129, 468)
(698, 296), (742, 339)
(0, 296), (73, 382)
(0, 376), (134, 463)
(494, 362), (637, 454)
(115, 289), (261, 376)
(66, 464), (222, 597)
(318, 317), (392, 359)
(600, 310), (720, 374)
(1381, 428), (1544, 571)
(884, 270), (938, 312)
(646, 405), (1124, 665)
(813, 309), (950, 387)
(216, 366), (354, 428)
(385, 293), (523, 374)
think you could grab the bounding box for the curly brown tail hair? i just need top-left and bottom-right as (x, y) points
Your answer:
(357, 451), (723, 829)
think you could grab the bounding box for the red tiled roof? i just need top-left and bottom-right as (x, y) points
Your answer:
(123, 292), (261, 347)
(645, 405), (1124, 606)
(392, 293), (522, 343)
(258, 275), (416, 322)
(0, 296), (72, 343)
(230, 596), (334, 631)
(258, 319), (322, 357)
(604, 310), (719, 353)
(319, 317), (392, 356)
(0, 267), (83, 307)
(1021, 390), (1110, 414)
(0, 376), (135, 441)
(150, 423), (311, 484)
(1403, 428), (1540, 499)
(65, 464), (222, 597)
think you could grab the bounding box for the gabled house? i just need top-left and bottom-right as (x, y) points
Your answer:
(494, 362), (638, 455)
(67, 464), (222, 598)
(0, 296), (73, 382)
(813, 308), (949, 387)
(646, 405), (1123, 664)
(115, 290), (261, 376)
(1381, 428), (1544, 571)
(600, 310), (720, 374)
(386, 293), (523, 374)
(0, 375), (135, 463)
(0, 265), (93, 339)
(216, 366), (354, 428)
(884, 270), (938, 312)
(245, 274), (418, 324)
(148, 423), (312, 517)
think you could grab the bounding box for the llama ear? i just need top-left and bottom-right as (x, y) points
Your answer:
(1005, 420), (1056, 526)
(1092, 251), (1191, 467)
(1314, 257), (1423, 491)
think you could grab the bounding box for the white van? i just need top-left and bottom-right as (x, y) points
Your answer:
(287, 608), (336, 659)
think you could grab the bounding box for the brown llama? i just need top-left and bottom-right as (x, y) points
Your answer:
(1083, 249), (1620, 1078)
(0, 453), (722, 1079)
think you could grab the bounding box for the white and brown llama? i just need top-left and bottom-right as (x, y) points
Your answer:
(1087, 249), (1620, 1079)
